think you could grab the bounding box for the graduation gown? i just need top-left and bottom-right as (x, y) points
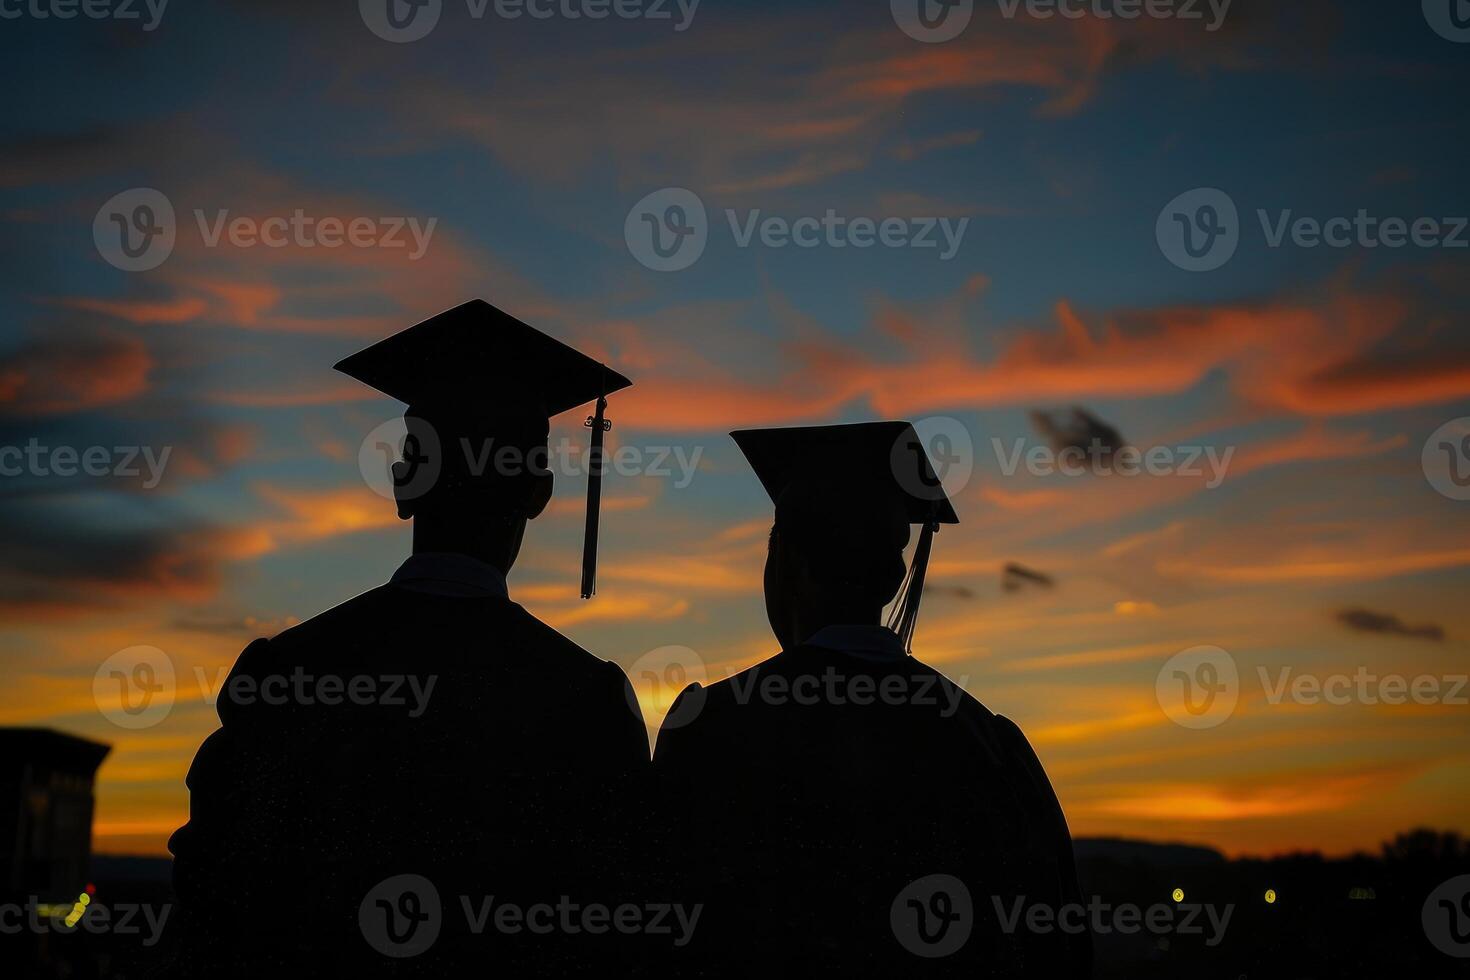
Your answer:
(162, 557), (649, 978)
(652, 634), (1090, 978)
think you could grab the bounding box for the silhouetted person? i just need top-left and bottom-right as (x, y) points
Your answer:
(163, 300), (648, 977)
(654, 422), (1089, 977)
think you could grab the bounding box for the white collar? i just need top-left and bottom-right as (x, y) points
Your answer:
(390, 552), (509, 598)
(803, 624), (906, 662)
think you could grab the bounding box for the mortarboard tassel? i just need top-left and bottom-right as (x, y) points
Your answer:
(888, 509), (939, 654)
(580, 384), (610, 599)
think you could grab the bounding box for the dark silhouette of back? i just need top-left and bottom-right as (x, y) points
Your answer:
(163, 300), (647, 977)
(168, 587), (647, 976)
(655, 647), (1087, 977)
(652, 422), (1089, 977)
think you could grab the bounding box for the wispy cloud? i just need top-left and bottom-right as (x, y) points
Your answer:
(1336, 607), (1446, 642)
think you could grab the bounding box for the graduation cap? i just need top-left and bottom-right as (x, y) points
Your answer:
(334, 299), (632, 599)
(731, 421), (959, 653)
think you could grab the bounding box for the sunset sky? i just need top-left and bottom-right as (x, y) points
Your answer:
(2, 0), (1468, 860)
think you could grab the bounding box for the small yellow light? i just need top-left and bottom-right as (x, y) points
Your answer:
(78, 893), (91, 907)
(1265, 889), (1277, 904)
(1171, 888), (1184, 903)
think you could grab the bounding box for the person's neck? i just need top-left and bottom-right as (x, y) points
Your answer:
(411, 523), (517, 576)
(790, 605), (882, 648)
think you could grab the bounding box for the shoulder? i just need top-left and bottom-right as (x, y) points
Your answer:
(266, 584), (407, 648)
(986, 712), (1053, 787)
(650, 651), (778, 753)
(693, 649), (787, 706)
(906, 653), (992, 713)
(659, 649), (814, 739)
(268, 587), (613, 666)
(894, 655), (1053, 775)
(509, 605), (634, 691)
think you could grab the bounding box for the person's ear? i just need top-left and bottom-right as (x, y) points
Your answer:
(764, 530), (783, 588)
(392, 461), (417, 520)
(764, 529), (797, 650)
(392, 424), (439, 521)
(520, 469), (553, 520)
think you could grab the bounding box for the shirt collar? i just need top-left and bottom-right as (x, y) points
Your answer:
(803, 624), (907, 662)
(390, 552), (509, 599)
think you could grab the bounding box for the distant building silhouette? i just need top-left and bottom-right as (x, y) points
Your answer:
(0, 727), (110, 903)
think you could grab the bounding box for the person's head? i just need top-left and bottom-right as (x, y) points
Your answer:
(334, 298), (634, 588)
(763, 478), (911, 650)
(393, 402), (553, 573)
(734, 421), (960, 653)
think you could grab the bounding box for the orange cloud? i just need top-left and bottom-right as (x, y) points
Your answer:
(53, 296), (208, 324)
(1003, 640), (1200, 674)
(208, 382), (377, 408)
(1166, 548), (1470, 585)
(1280, 352), (1470, 416)
(543, 494), (655, 519)
(1228, 423), (1407, 478)
(1030, 707), (1167, 745)
(252, 483), (400, 545)
(585, 279), (1470, 435)
(980, 486), (1072, 512)
(601, 550), (759, 593)
(1079, 765), (1418, 822)
(0, 334), (151, 416)
(533, 591), (691, 629)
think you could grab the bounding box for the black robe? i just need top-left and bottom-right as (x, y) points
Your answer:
(163, 583), (649, 977)
(653, 644), (1090, 978)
